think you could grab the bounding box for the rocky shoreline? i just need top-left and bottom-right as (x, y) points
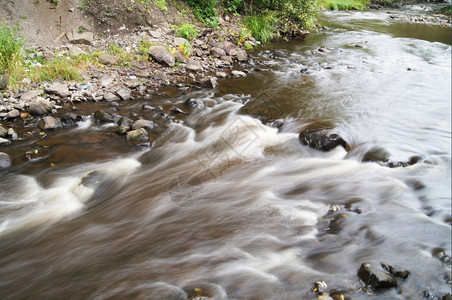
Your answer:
(0, 16), (270, 168)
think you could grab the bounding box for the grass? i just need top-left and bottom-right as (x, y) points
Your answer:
(245, 13), (278, 43)
(29, 59), (83, 82)
(155, 0), (168, 11)
(0, 24), (26, 85)
(319, 0), (369, 10)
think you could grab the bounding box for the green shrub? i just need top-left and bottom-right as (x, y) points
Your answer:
(183, 0), (219, 25)
(172, 23), (199, 40)
(30, 59), (82, 82)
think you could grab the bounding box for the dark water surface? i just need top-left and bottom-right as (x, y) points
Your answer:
(0, 10), (450, 300)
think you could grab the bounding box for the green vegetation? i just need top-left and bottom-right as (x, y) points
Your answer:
(178, 41), (193, 58)
(245, 13), (277, 43)
(0, 24), (25, 85)
(435, 4), (451, 15)
(183, 0), (317, 41)
(172, 23), (199, 40)
(319, 0), (369, 10)
(29, 59), (83, 82)
(155, 0), (168, 11)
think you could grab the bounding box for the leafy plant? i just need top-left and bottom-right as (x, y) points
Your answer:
(155, 0), (168, 11)
(172, 23), (199, 40)
(183, 0), (218, 24)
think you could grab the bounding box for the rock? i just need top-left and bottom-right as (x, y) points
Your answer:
(217, 41), (235, 55)
(100, 74), (114, 87)
(154, 70), (168, 81)
(94, 110), (114, 123)
(45, 83), (69, 98)
(39, 116), (62, 130)
(221, 55), (233, 64)
(149, 30), (162, 38)
(0, 75), (8, 90)
(381, 263), (410, 280)
(210, 47), (226, 58)
(116, 88), (131, 101)
(132, 119), (155, 130)
(355, 42), (367, 48)
(117, 116), (133, 134)
(7, 128), (18, 140)
(28, 97), (51, 115)
(358, 263), (398, 290)
(68, 31), (94, 45)
(274, 50), (287, 58)
(126, 128), (149, 143)
(0, 152), (11, 168)
(299, 126), (347, 152)
(185, 59), (203, 72)
(103, 92), (120, 102)
(99, 54), (117, 65)
(318, 46), (330, 53)
(174, 37), (188, 46)
(68, 46), (84, 57)
(0, 125), (7, 137)
(61, 112), (82, 127)
(174, 52), (187, 63)
(148, 46), (175, 67)
(216, 71), (227, 78)
(7, 109), (20, 119)
(43, 50), (55, 61)
(130, 60), (149, 69)
(0, 138), (11, 145)
(443, 294), (452, 300)
(231, 70), (247, 78)
(134, 69), (150, 77)
(236, 49), (248, 62)
(20, 90), (41, 102)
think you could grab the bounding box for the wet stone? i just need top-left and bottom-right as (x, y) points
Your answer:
(28, 97), (52, 115)
(0, 137), (11, 145)
(126, 128), (149, 143)
(0, 152), (11, 168)
(39, 116), (62, 130)
(381, 263), (410, 279)
(94, 110), (114, 123)
(61, 112), (82, 127)
(299, 128), (347, 152)
(132, 119), (155, 130)
(358, 262), (398, 290)
(0, 125), (7, 137)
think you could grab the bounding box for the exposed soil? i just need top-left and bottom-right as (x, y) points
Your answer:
(0, 0), (194, 46)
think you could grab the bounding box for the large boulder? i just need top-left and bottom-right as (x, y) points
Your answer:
(358, 263), (398, 290)
(148, 46), (175, 67)
(45, 83), (69, 98)
(126, 128), (149, 143)
(94, 110), (114, 123)
(28, 97), (51, 116)
(299, 125), (347, 152)
(38, 116), (62, 130)
(68, 31), (94, 45)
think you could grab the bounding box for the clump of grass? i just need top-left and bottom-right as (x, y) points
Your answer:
(172, 23), (199, 40)
(319, 0), (369, 10)
(108, 43), (139, 66)
(29, 58), (83, 82)
(245, 13), (278, 43)
(178, 41), (192, 58)
(0, 24), (26, 85)
(138, 39), (154, 54)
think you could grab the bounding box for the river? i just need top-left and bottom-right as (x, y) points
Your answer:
(0, 8), (450, 300)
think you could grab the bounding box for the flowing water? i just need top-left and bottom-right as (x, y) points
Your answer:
(0, 9), (451, 300)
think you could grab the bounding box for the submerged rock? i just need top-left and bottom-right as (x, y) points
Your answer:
(381, 263), (410, 280)
(358, 262), (398, 290)
(94, 110), (114, 123)
(61, 112), (82, 127)
(299, 127), (347, 151)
